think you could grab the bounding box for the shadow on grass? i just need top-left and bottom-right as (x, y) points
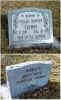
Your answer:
(20, 81), (60, 99)
(1, 15), (9, 53)
(1, 15), (8, 40)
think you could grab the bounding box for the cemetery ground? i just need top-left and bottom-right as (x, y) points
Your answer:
(1, 54), (60, 99)
(1, 1), (60, 53)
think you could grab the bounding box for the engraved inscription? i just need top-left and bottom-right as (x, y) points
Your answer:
(8, 8), (53, 48)
(16, 65), (46, 84)
(6, 61), (52, 98)
(12, 12), (50, 42)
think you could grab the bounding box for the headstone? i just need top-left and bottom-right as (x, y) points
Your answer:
(6, 61), (52, 98)
(8, 8), (53, 48)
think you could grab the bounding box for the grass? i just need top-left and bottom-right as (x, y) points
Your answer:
(1, 1), (60, 98)
(1, 54), (60, 99)
(1, 1), (60, 53)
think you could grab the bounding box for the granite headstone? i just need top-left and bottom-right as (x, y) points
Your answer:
(6, 61), (52, 98)
(8, 8), (53, 48)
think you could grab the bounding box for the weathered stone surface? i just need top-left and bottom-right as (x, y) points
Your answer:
(8, 8), (53, 48)
(6, 61), (52, 98)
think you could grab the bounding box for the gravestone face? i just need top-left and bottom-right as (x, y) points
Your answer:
(8, 8), (53, 48)
(6, 61), (52, 98)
